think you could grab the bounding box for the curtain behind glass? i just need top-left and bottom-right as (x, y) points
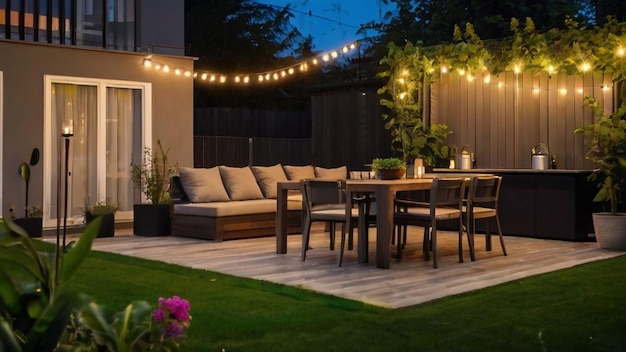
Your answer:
(106, 87), (134, 212)
(51, 83), (97, 221)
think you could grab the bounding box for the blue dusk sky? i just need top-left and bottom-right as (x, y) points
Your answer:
(257, 0), (395, 52)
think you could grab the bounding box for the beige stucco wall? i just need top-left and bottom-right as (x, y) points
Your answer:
(0, 39), (194, 218)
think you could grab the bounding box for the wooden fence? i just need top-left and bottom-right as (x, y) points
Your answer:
(432, 70), (613, 169)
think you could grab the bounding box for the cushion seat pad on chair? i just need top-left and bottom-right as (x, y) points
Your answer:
(396, 207), (462, 220)
(468, 206), (497, 218)
(310, 207), (360, 221)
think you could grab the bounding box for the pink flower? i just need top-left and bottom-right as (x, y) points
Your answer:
(164, 321), (183, 338)
(153, 308), (165, 322)
(158, 296), (191, 323)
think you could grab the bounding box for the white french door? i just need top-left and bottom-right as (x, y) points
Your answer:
(43, 76), (152, 227)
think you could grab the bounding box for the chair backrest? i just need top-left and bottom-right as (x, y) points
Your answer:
(429, 178), (466, 210)
(349, 170), (376, 179)
(469, 176), (502, 208)
(302, 179), (344, 213)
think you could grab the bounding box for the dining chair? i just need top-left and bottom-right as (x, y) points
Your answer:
(393, 178), (467, 268)
(463, 176), (507, 261)
(301, 179), (363, 266)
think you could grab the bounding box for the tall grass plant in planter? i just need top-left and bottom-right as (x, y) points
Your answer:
(575, 97), (626, 250)
(130, 140), (175, 236)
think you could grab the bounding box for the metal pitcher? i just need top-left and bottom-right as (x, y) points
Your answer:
(531, 143), (550, 170)
(460, 144), (473, 170)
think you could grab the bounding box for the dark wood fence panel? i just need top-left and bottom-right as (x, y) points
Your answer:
(311, 87), (392, 171)
(432, 71), (613, 169)
(193, 136), (311, 167)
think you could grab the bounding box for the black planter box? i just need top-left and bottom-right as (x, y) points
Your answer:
(85, 212), (115, 238)
(14, 217), (43, 238)
(133, 204), (171, 236)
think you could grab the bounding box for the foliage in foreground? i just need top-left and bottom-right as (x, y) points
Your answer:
(0, 218), (190, 351)
(66, 247), (626, 352)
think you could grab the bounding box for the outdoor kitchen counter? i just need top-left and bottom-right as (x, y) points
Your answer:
(434, 168), (596, 241)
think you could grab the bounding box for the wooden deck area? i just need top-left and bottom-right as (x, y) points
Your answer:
(84, 224), (623, 309)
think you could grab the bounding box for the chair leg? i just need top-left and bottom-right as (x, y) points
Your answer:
(339, 220), (355, 266)
(422, 226), (430, 261)
(495, 215), (507, 256)
(395, 223), (403, 262)
(432, 223), (439, 269)
(467, 216), (476, 262)
(339, 227), (347, 267)
(329, 222), (336, 251)
(301, 219), (313, 261)
(457, 217), (464, 263)
(485, 219), (493, 252)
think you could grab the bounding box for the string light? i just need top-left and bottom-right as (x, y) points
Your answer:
(141, 41), (359, 85)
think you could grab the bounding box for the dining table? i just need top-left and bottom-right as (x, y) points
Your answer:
(276, 174), (489, 269)
(344, 177), (435, 269)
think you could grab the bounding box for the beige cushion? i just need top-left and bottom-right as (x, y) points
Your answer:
(283, 165), (315, 181)
(178, 167), (230, 202)
(315, 166), (347, 179)
(219, 166), (265, 200)
(251, 164), (288, 199)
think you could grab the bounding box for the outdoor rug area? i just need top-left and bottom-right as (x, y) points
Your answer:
(86, 225), (623, 309)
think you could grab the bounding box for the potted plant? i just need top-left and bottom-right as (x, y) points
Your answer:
(130, 140), (175, 236)
(371, 157), (407, 179)
(13, 148), (43, 237)
(574, 97), (626, 250)
(82, 200), (118, 238)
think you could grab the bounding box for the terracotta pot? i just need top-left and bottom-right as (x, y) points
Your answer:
(592, 212), (626, 250)
(376, 168), (405, 180)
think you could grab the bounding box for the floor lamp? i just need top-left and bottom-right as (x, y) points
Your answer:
(61, 121), (73, 249)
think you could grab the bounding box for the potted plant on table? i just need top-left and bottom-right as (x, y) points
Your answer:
(371, 157), (407, 179)
(130, 140), (175, 236)
(13, 148), (43, 237)
(82, 199), (118, 238)
(574, 97), (626, 250)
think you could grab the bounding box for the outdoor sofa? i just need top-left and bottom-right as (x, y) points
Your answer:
(170, 164), (347, 241)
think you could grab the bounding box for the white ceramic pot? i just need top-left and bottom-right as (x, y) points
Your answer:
(592, 212), (626, 250)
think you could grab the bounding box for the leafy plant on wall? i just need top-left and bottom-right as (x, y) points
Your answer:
(377, 16), (626, 166)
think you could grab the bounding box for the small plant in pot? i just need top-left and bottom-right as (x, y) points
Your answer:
(14, 148), (43, 237)
(574, 97), (626, 250)
(82, 199), (118, 238)
(371, 157), (407, 179)
(130, 140), (175, 236)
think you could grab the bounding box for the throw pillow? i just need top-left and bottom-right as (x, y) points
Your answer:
(177, 167), (230, 202)
(251, 164), (288, 199)
(219, 166), (265, 200)
(283, 165), (316, 181)
(315, 166), (347, 179)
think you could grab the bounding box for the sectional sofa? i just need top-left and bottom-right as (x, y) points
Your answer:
(170, 164), (347, 241)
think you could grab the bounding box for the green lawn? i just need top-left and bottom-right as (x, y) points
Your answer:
(67, 249), (626, 351)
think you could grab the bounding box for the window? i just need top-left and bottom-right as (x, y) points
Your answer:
(43, 75), (152, 227)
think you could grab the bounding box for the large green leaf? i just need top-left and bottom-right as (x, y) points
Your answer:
(77, 302), (117, 350)
(58, 217), (101, 286)
(0, 318), (23, 352)
(23, 290), (88, 352)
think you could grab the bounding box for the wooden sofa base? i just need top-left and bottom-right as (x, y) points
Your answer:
(172, 210), (302, 241)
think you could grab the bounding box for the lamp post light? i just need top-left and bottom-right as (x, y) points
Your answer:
(61, 120), (73, 249)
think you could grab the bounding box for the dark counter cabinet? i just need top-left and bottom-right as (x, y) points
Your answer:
(435, 169), (596, 241)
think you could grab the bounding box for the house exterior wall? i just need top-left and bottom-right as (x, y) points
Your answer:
(0, 39), (193, 219)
